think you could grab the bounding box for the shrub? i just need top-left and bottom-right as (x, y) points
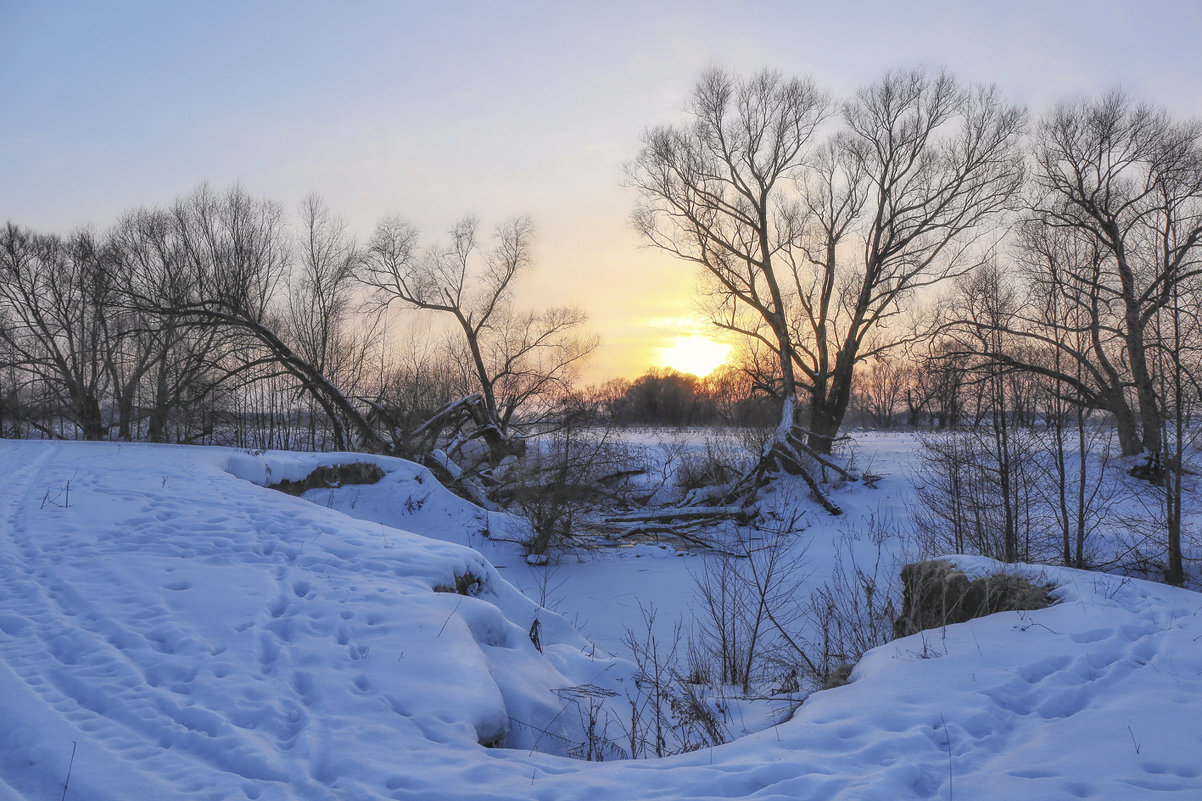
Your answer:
(268, 462), (385, 495)
(892, 559), (1053, 638)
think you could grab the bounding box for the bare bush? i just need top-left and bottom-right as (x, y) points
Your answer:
(1033, 421), (1115, 569)
(802, 521), (899, 686)
(674, 437), (750, 496)
(501, 420), (639, 558)
(691, 524), (812, 693)
(621, 605), (728, 759)
(913, 424), (1042, 562)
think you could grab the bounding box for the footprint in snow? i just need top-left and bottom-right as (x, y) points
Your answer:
(1144, 762), (1201, 778)
(1008, 768), (1061, 779)
(1018, 655), (1071, 684)
(1069, 628), (1110, 644)
(257, 632), (279, 671)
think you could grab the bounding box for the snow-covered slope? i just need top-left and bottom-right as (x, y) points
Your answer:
(1, 440), (1200, 800)
(0, 442), (624, 800)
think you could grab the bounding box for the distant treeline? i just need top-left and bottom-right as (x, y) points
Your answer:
(588, 367), (778, 428)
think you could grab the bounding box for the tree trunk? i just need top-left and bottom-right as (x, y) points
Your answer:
(75, 391), (106, 441)
(1113, 238), (1161, 457)
(807, 404), (840, 455)
(806, 350), (856, 455)
(1109, 398), (1143, 457)
(147, 362), (171, 443)
(1131, 353), (1163, 457)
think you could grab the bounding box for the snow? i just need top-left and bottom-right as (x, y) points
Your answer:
(1, 436), (1201, 799)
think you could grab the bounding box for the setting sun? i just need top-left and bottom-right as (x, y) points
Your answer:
(660, 335), (731, 377)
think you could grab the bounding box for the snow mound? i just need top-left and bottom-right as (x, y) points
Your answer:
(228, 449), (530, 550)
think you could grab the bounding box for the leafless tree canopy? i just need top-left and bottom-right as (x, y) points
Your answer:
(629, 66), (1025, 469)
(362, 214), (597, 455)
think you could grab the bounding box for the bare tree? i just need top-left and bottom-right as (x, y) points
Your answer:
(363, 214), (595, 462)
(1013, 220), (1117, 567)
(628, 68), (836, 503)
(629, 66), (1024, 517)
(791, 69), (1025, 452)
(107, 208), (233, 442)
(853, 356), (908, 427)
(0, 311), (18, 435)
(0, 224), (113, 439)
(1030, 91), (1202, 457)
(119, 185), (386, 452)
(284, 195), (381, 449)
(1151, 262), (1202, 584)
(953, 263), (1039, 561)
(286, 196), (369, 384)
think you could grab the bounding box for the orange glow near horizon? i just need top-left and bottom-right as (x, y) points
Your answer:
(659, 335), (731, 378)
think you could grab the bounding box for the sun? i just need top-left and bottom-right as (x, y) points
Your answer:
(660, 336), (731, 377)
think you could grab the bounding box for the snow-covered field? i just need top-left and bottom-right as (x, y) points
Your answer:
(2, 437), (1201, 800)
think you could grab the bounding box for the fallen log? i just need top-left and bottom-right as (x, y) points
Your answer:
(606, 505), (752, 525)
(609, 523), (735, 554)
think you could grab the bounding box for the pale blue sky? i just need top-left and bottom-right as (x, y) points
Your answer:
(3, 0), (1200, 379)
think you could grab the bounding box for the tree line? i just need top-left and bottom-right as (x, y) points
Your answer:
(0, 187), (593, 465)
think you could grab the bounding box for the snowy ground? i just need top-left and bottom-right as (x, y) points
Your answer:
(1, 437), (1201, 799)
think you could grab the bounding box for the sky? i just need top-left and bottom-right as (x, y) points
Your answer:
(2, 0), (1201, 382)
